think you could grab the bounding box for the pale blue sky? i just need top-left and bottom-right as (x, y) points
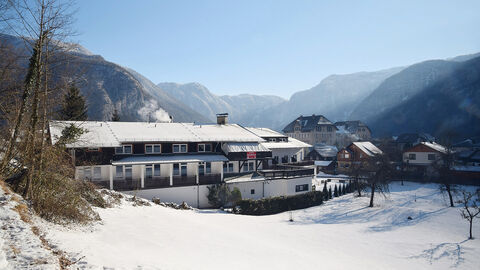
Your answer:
(74, 0), (480, 98)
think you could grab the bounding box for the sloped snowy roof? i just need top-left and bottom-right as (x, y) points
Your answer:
(245, 127), (286, 138)
(421, 142), (448, 154)
(49, 121), (264, 148)
(352, 142), (383, 156)
(314, 160), (332, 167)
(112, 154), (228, 165)
(313, 144), (338, 158)
(261, 137), (311, 150)
(49, 121), (121, 148)
(221, 142), (270, 154)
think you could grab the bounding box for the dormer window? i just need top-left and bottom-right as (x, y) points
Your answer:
(115, 145), (132, 154)
(145, 144), (161, 154)
(173, 144), (187, 153)
(198, 143), (212, 152)
(294, 126), (301, 132)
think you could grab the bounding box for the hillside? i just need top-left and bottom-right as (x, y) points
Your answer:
(0, 34), (209, 123)
(25, 182), (480, 269)
(158, 82), (285, 123)
(368, 56), (480, 139)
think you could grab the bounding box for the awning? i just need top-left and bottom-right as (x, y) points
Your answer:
(221, 142), (270, 154)
(112, 154), (228, 165)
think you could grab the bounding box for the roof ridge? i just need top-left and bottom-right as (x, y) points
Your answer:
(104, 121), (121, 144)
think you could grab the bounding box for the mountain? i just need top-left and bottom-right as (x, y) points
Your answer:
(350, 60), (461, 122)
(236, 67), (403, 130)
(367, 56), (480, 139)
(157, 82), (286, 123)
(0, 33), (210, 123)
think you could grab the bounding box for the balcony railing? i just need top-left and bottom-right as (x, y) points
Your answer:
(259, 168), (314, 180)
(199, 174), (222, 185)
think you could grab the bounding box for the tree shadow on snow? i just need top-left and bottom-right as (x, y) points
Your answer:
(409, 239), (471, 268)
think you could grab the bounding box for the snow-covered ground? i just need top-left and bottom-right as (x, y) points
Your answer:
(38, 182), (479, 270)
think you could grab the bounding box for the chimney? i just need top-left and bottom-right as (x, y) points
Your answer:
(216, 113), (228, 125)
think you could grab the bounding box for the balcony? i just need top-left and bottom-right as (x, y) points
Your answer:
(259, 168), (314, 180)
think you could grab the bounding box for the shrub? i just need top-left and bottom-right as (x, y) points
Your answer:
(207, 183), (242, 208)
(236, 191), (323, 215)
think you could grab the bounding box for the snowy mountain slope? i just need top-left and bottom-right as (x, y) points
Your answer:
(368, 56), (480, 139)
(0, 33), (209, 123)
(42, 182), (480, 269)
(158, 82), (286, 123)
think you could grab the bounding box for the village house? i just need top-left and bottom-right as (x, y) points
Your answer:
(48, 114), (314, 207)
(402, 142), (448, 166)
(336, 141), (383, 174)
(282, 114), (337, 146)
(395, 133), (435, 152)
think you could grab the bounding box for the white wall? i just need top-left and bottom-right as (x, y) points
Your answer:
(227, 176), (312, 200)
(123, 185), (212, 208)
(403, 151), (441, 165)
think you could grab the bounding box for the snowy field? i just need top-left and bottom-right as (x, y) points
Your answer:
(37, 182), (480, 270)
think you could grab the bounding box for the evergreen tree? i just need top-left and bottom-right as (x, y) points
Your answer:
(111, 108), (120, 121)
(328, 186), (332, 199)
(323, 181), (328, 201)
(60, 84), (88, 121)
(334, 185), (338, 197)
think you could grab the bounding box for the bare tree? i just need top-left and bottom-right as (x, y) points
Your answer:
(365, 154), (394, 207)
(431, 144), (456, 207)
(348, 157), (366, 197)
(457, 189), (480, 239)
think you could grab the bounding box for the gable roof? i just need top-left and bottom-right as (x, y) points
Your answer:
(49, 121), (265, 148)
(351, 141), (383, 157)
(403, 142), (448, 154)
(282, 114), (337, 133)
(312, 144), (338, 158)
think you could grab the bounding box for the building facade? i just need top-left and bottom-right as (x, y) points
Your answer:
(282, 114), (337, 145)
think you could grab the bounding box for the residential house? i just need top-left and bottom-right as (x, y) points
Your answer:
(336, 141), (383, 174)
(246, 127), (311, 167)
(402, 142), (448, 166)
(306, 143), (338, 161)
(282, 114), (337, 145)
(49, 114), (314, 207)
(395, 133), (435, 152)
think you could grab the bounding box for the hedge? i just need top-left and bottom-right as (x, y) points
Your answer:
(235, 191), (324, 215)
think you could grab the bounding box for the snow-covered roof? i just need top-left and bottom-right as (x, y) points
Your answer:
(245, 127), (286, 138)
(313, 144), (338, 158)
(49, 121), (121, 148)
(314, 160), (332, 167)
(112, 154), (228, 165)
(221, 142), (270, 154)
(421, 142), (448, 154)
(49, 121), (265, 148)
(453, 165), (480, 172)
(261, 137), (311, 150)
(352, 142), (383, 156)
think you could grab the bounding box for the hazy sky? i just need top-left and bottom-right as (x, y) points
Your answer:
(75, 0), (480, 98)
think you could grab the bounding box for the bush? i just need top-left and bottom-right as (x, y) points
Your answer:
(207, 183), (242, 208)
(235, 191), (323, 215)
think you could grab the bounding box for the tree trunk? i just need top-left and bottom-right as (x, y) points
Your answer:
(369, 182), (375, 207)
(469, 218), (473, 239)
(356, 178), (361, 197)
(446, 184), (454, 207)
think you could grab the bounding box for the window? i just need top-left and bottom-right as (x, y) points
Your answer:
(93, 167), (101, 180)
(115, 145), (132, 154)
(327, 126), (332, 132)
(145, 144), (161, 154)
(291, 155), (297, 163)
(145, 165), (153, 179)
(84, 167), (92, 179)
(125, 165), (132, 180)
(223, 162), (234, 173)
(279, 138), (287, 142)
(173, 163), (187, 176)
(154, 164), (161, 176)
(428, 154), (436, 161)
(198, 143), (212, 152)
(243, 161), (255, 172)
(115, 166), (123, 178)
(173, 144), (187, 153)
(281, 156), (288, 163)
(344, 153), (350, 159)
(250, 189), (255, 194)
(295, 184), (309, 192)
(268, 138), (276, 142)
(408, 153), (416, 160)
(87, 148), (99, 152)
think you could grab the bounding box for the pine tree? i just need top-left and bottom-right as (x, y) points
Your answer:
(60, 84), (88, 121)
(328, 187), (332, 199)
(334, 185), (338, 197)
(323, 181), (328, 201)
(111, 108), (120, 121)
